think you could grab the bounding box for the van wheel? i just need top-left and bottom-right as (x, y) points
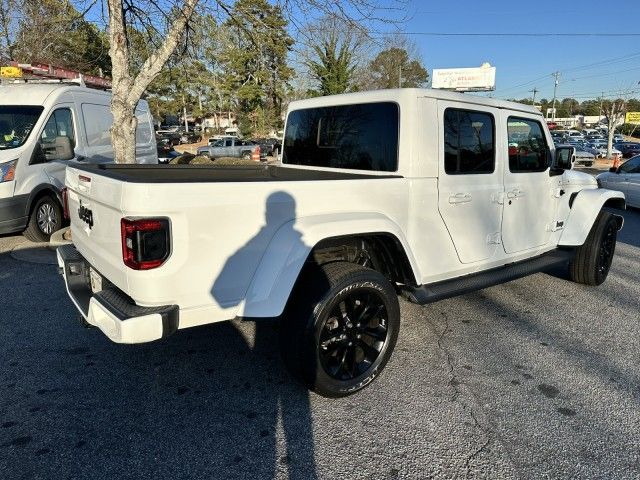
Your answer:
(280, 262), (400, 398)
(569, 211), (618, 286)
(23, 195), (62, 243)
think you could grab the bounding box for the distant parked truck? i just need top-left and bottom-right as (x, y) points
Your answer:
(197, 136), (263, 160)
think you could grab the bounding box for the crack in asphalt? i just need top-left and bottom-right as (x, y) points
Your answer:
(429, 309), (494, 478)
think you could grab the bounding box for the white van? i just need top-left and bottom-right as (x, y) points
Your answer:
(0, 83), (157, 241)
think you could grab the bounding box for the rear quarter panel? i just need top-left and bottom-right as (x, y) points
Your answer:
(116, 177), (411, 327)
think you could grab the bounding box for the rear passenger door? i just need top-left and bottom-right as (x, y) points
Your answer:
(501, 115), (558, 253)
(437, 103), (504, 264)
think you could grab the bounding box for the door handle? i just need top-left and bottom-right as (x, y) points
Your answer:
(507, 189), (525, 199)
(448, 193), (472, 204)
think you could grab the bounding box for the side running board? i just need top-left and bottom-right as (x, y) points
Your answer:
(402, 249), (575, 305)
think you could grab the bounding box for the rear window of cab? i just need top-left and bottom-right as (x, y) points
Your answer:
(282, 102), (399, 172)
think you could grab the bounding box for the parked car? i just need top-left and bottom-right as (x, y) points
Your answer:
(252, 137), (282, 157)
(614, 142), (640, 158)
(57, 89), (625, 398)
(613, 134), (625, 143)
(594, 144), (621, 159)
(156, 137), (181, 164)
(179, 131), (203, 144)
(0, 82), (157, 241)
(557, 143), (595, 166)
(197, 137), (264, 160)
(566, 130), (584, 141)
(156, 129), (181, 146)
(596, 155), (640, 207)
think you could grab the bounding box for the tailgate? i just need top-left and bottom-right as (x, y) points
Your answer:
(65, 165), (128, 293)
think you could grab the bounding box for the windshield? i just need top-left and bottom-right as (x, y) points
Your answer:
(0, 106), (44, 150)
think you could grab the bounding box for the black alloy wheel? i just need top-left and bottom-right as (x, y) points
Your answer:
(318, 289), (389, 381)
(596, 219), (617, 276)
(280, 261), (400, 397)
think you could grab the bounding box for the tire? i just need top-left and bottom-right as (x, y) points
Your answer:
(280, 262), (400, 398)
(242, 152), (251, 160)
(23, 195), (63, 243)
(569, 211), (618, 286)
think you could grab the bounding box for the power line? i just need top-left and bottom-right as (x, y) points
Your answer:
(390, 32), (640, 37)
(567, 65), (640, 82)
(493, 50), (640, 98)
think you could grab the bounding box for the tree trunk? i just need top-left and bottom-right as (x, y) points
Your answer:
(607, 125), (614, 160)
(111, 104), (138, 163)
(106, 0), (199, 164)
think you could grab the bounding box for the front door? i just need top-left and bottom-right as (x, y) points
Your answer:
(501, 115), (557, 254)
(617, 156), (640, 206)
(37, 105), (77, 190)
(437, 102), (504, 264)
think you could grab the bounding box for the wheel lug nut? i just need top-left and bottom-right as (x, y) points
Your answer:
(348, 342), (353, 346)
(356, 334), (361, 339)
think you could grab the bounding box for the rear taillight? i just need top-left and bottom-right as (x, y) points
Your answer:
(120, 218), (171, 270)
(61, 187), (69, 220)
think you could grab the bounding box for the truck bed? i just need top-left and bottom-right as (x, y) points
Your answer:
(70, 163), (401, 183)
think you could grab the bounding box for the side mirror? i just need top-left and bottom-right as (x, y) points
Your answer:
(34, 136), (75, 163)
(51, 136), (75, 161)
(553, 146), (575, 171)
(609, 167), (619, 173)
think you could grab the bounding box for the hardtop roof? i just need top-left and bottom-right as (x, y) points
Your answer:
(0, 83), (111, 106)
(288, 88), (542, 117)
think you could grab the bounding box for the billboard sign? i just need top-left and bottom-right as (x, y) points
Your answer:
(432, 64), (496, 92)
(625, 112), (640, 125)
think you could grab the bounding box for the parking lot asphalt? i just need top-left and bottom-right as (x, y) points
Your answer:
(1, 209), (639, 480)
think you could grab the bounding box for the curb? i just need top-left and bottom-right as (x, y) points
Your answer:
(50, 227), (72, 247)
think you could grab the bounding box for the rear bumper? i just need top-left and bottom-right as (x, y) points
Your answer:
(57, 245), (179, 344)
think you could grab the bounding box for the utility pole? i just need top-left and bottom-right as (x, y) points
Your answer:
(551, 72), (561, 120)
(599, 92), (604, 119)
(530, 87), (538, 106)
(398, 64), (402, 88)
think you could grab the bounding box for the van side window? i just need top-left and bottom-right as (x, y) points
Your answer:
(507, 117), (549, 173)
(40, 108), (75, 148)
(82, 103), (113, 148)
(444, 108), (495, 174)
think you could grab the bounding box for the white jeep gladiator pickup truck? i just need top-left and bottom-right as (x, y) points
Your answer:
(57, 89), (625, 397)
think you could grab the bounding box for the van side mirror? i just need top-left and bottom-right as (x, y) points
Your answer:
(50, 136), (75, 161)
(553, 146), (575, 172)
(31, 136), (75, 164)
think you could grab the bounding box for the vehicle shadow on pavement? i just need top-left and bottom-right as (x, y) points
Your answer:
(206, 190), (317, 479)
(0, 233), (318, 477)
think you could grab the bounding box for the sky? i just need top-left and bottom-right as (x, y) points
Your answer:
(376, 0), (640, 101)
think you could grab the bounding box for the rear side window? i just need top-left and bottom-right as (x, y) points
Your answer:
(444, 108), (495, 174)
(283, 102), (399, 171)
(508, 117), (549, 172)
(82, 103), (152, 148)
(82, 103), (112, 148)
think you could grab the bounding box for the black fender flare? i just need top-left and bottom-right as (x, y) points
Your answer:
(26, 184), (63, 216)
